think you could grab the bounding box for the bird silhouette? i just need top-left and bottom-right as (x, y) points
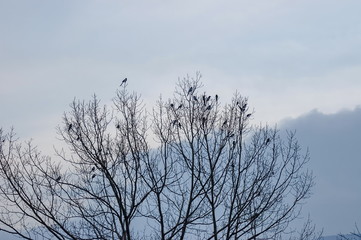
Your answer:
(116, 124), (120, 129)
(202, 117), (207, 125)
(246, 113), (252, 118)
(187, 87), (193, 95)
(120, 78), (127, 86)
(215, 94), (219, 102)
(170, 103), (174, 108)
(177, 104), (183, 110)
(55, 176), (61, 182)
(92, 174), (96, 179)
(266, 138), (271, 144)
(92, 166), (96, 172)
(206, 96), (211, 101)
(193, 96), (198, 102)
(240, 103), (247, 112)
(68, 123), (72, 132)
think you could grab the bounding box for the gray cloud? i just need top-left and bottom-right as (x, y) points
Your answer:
(280, 107), (361, 235)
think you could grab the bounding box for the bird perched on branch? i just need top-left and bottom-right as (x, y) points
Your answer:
(68, 123), (72, 132)
(120, 78), (127, 86)
(187, 87), (193, 95)
(55, 176), (61, 182)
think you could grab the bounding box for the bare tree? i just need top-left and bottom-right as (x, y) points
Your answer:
(0, 74), (317, 240)
(340, 224), (361, 240)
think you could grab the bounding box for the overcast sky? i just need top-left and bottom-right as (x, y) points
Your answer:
(0, 0), (360, 237)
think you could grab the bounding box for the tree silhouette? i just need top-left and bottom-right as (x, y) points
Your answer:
(0, 74), (318, 240)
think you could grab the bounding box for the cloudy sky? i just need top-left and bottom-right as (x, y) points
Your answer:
(0, 0), (360, 237)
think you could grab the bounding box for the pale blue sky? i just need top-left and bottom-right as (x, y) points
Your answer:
(0, 0), (361, 237)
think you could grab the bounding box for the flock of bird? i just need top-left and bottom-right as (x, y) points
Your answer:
(57, 77), (260, 183)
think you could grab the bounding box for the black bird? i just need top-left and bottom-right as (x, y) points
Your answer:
(116, 124), (120, 129)
(215, 94), (219, 102)
(92, 174), (96, 179)
(222, 120), (227, 126)
(266, 138), (271, 144)
(92, 166), (96, 172)
(246, 113), (252, 118)
(193, 96), (198, 102)
(68, 123), (72, 132)
(206, 96), (211, 102)
(240, 103), (247, 112)
(170, 103), (174, 108)
(55, 176), (61, 182)
(206, 105), (212, 110)
(187, 87), (193, 95)
(177, 104), (183, 110)
(120, 78), (127, 86)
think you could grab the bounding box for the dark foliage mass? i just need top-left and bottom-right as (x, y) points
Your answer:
(0, 74), (319, 240)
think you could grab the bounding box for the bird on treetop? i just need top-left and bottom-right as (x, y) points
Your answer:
(120, 78), (127, 86)
(187, 87), (193, 95)
(215, 94), (219, 102)
(193, 96), (198, 102)
(68, 123), (72, 132)
(202, 95), (206, 104)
